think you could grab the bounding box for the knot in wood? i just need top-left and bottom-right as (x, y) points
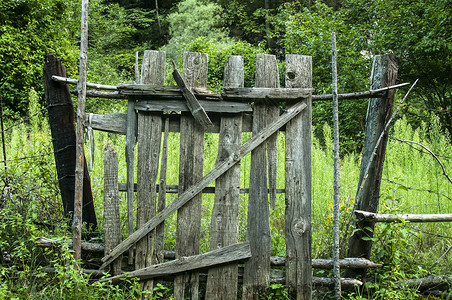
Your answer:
(286, 71), (297, 81)
(293, 218), (306, 235)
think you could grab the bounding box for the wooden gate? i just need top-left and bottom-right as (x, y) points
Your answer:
(97, 50), (313, 299)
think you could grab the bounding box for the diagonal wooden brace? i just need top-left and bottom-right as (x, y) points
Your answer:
(99, 99), (308, 270)
(172, 61), (213, 129)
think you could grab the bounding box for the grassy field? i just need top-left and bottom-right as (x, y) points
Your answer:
(1, 90), (451, 298)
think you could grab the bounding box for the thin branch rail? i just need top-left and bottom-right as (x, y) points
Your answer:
(355, 210), (452, 222)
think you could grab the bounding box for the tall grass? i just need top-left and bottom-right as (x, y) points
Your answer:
(1, 90), (451, 297)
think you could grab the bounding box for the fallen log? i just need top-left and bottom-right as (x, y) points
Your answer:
(401, 275), (452, 290)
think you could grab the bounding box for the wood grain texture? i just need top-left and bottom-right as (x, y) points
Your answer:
(103, 144), (122, 275)
(243, 53), (279, 299)
(104, 242), (251, 283)
(346, 55), (398, 278)
(135, 50), (165, 293)
(284, 54), (313, 299)
(100, 100), (307, 271)
(174, 52), (207, 300)
(205, 55), (243, 300)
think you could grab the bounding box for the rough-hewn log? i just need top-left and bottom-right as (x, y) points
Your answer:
(346, 54), (398, 278)
(135, 99), (252, 113)
(43, 54), (97, 230)
(100, 99), (308, 271)
(284, 54), (312, 299)
(355, 210), (452, 223)
(223, 87), (313, 101)
(312, 82), (409, 100)
(52, 75), (118, 90)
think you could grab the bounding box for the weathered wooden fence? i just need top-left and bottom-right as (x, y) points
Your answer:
(44, 51), (406, 300)
(96, 50), (314, 299)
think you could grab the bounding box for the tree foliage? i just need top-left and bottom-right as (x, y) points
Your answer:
(0, 0), (78, 117)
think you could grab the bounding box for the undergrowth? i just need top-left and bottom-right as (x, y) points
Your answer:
(1, 89), (451, 298)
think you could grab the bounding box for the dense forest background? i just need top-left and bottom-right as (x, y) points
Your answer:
(0, 0), (451, 151)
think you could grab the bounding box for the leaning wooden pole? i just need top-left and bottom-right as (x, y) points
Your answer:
(345, 55), (398, 278)
(74, 0), (89, 261)
(331, 32), (341, 299)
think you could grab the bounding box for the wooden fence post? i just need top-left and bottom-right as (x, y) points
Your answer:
(285, 54), (313, 300)
(346, 54), (398, 277)
(43, 54), (97, 229)
(135, 50), (165, 293)
(104, 144), (121, 276)
(174, 52), (208, 300)
(243, 54), (279, 299)
(205, 55), (244, 299)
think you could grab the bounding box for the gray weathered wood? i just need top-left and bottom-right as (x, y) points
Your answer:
(172, 61), (213, 129)
(135, 99), (252, 113)
(174, 52), (207, 300)
(243, 53), (279, 299)
(126, 99), (136, 265)
(155, 117), (169, 265)
(103, 144), (122, 276)
(223, 87), (313, 101)
(73, 0), (89, 261)
(206, 55), (244, 300)
(104, 242), (251, 283)
(118, 183), (286, 194)
(284, 54), (312, 299)
(136, 50), (166, 293)
(100, 99), (308, 270)
(312, 82), (409, 101)
(346, 55), (398, 278)
(355, 210), (452, 223)
(118, 84), (221, 99)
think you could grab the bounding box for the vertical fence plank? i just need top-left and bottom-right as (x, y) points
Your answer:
(174, 52), (207, 300)
(285, 54), (313, 300)
(135, 50), (165, 293)
(155, 117), (169, 265)
(243, 54), (279, 299)
(205, 55), (244, 299)
(346, 54), (398, 278)
(104, 144), (122, 276)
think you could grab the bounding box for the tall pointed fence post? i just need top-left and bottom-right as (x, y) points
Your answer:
(285, 54), (313, 299)
(74, 0), (90, 261)
(346, 54), (398, 277)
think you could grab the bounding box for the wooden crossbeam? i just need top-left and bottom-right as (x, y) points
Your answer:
(101, 242), (251, 283)
(355, 210), (452, 222)
(99, 99), (308, 270)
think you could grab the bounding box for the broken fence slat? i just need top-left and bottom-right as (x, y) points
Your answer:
(172, 62), (213, 129)
(99, 100), (308, 270)
(103, 242), (251, 283)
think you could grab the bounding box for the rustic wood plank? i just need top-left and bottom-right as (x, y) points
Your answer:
(172, 61), (213, 129)
(285, 54), (313, 299)
(99, 100), (307, 270)
(104, 242), (251, 283)
(346, 55), (398, 278)
(174, 52), (207, 300)
(136, 50), (166, 294)
(103, 144), (122, 276)
(205, 55), (244, 300)
(85, 112), (255, 134)
(243, 53), (279, 299)
(126, 99), (136, 265)
(155, 117), (169, 265)
(135, 99), (252, 113)
(223, 87), (313, 101)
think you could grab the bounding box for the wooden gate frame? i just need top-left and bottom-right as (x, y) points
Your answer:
(96, 51), (313, 299)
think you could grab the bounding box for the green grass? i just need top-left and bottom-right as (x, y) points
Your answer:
(1, 89), (451, 298)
